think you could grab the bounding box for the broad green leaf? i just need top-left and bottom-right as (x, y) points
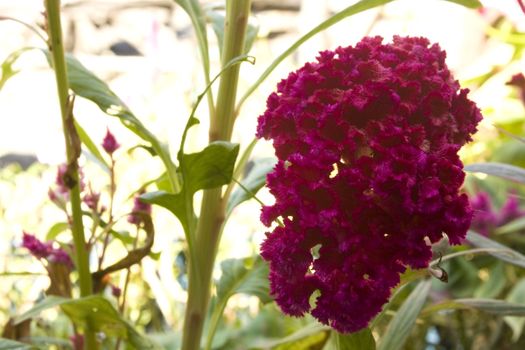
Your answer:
(45, 222), (69, 241)
(205, 257), (271, 349)
(252, 322), (330, 348)
(14, 296), (161, 349)
(474, 262), (506, 298)
(217, 257), (271, 303)
(378, 279), (431, 350)
(504, 279), (525, 341)
(423, 298), (525, 316)
(465, 162), (525, 184)
(237, 0), (395, 110)
(74, 120), (110, 171)
(142, 141), (239, 233)
(183, 141), (239, 193)
(442, 0), (482, 8)
(496, 216), (525, 235)
(0, 338), (34, 350)
(14, 296), (68, 324)
(0, 47), (32, 91)
(206, 9), (259, 56)
(331, 328), (375, 350)
(227, 157), (276, 216)
(141, 190), (188, 230)
(466, 231), (525, 268)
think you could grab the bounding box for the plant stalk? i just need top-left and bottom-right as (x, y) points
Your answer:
(180, 1), (251, 349)
(44, 1), (97, 348)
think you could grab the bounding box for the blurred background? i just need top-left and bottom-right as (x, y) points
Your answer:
(1, 0), (525, 349)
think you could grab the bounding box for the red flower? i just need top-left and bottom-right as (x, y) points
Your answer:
(257, 36), (481, 333)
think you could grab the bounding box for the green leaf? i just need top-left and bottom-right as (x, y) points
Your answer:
(332, 328), (376, 350)
(465, 162), (525, 184)
(378, 279), (431, 350)
(466, 231), (525, 268)
(74, 120), (110, 171)
(14, 296), (68, 325)
(46, 222), (69, 241)
(183, 141), (240, 193)
(217, 257), (271, 303)
(423, 298), (525, 316)
(205, 257), (271, 349)
(441, 0), (482, 8)
(474, 262), (506, 298)
(496, 216), (525, 235)
(14, 296), (162, 349)
(206, 8), (259, 56)
(504, 279), (525, 341)
(142, 141), (239, 232)
(174, 0), (211, 91)
(0, 47), (32, 91)
(252, 323), (330, 348)
(227, 157), (276, 216)
(237, 0), (395, 110)
(0, 338), (35, 350)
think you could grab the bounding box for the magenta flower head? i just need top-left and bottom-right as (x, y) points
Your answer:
(257, 36), (482, 333)
(102, 128), (120, 155)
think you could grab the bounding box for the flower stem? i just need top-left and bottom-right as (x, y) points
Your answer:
(180, 1), (251, 349)
(44, 1), (97, 348)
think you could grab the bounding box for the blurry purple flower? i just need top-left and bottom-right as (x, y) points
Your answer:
(111, 285), (122, 298)
(470, 192), (498, 236)
(70, 334), (84, 350)
(519, 0), (525, 14)
(128, 193), (151, 225)
(83, 190), (100, 211)
(471, 191), (525, 235)
(507, 73), (525, 105)
(257, 36), (481, 333)
(22, 232), (73, 267)
(102, 128), (120, 155)
(22, 232), (52, 259)
(55, 164), (85, 194)
(498, 194), (522, 224)
(48, 248), (73, 267)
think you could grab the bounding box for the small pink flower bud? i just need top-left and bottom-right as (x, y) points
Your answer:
(102, 128), (120, 155)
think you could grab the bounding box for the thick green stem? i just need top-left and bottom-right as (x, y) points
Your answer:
(181, 1), (251, 349)
(45, 1), (97, 348)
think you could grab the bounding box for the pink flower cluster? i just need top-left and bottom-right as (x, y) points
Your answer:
(22, 232), (72, 267)
(470, 192), (525, 236)
(257, 36), (482, 333)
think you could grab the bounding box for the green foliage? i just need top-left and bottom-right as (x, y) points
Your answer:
(0, 338), (35, 350)
(467, 230), (525, 269)
(328, 328), (376, 350)
(378, 280), (431, 350)
(465, 162), (525, 185)
(206, 7), (259, 56)
(141, 141), (239, 232)
(504, 279), (525, 341)
(0, 47), (32, 91)
(227, 157), (276, 216)
(442, 0), (482, 8)
(216, 257), (271, 304)
(14, 296), (162, 349)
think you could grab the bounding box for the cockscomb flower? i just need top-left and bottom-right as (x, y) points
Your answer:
(257, 36), (482, 333)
